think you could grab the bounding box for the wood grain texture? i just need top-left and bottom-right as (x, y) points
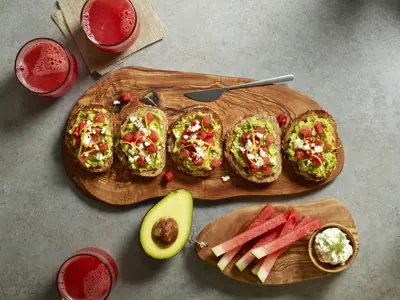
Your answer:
(195, 198), (359, 285)
(62, 66), (345, 205)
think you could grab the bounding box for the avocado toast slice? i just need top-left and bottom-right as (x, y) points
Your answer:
(168, 106), (223, 177)
(225, 114), (282, 183)
(65, 104), (114, 173)
(116, 106), (168, 177)
(282, 110), (338, 181)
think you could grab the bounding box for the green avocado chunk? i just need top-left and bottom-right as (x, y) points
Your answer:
(140, 190), (193, 259)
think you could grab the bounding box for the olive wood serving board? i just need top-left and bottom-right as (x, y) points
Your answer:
(195, 198), (359, 285)
(63, 67), (344, 205)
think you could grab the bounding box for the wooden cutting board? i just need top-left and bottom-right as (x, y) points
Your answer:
(63, 66), (344, 205)
(195, 198), (359, 285)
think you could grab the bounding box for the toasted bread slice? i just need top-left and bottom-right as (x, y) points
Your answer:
(115, 105), (168, 177)
(282, 110), (338, 181)
(225, 114), (282, 183)
(168, 106), (223, 177)
(65, 104), (114, 173)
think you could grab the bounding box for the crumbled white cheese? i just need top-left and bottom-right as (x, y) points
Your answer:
(221, 176), (231, 182)
(92, 129), (97, 134)
(174, 131), (180, 138)
(133, 119), (144, 129)
(247, 153), (255, 160)
(158, 145), (162, 150)
(314, 146), (323, 153)
(140, 128), (149, 136)
(86, 120), (92, 125)
(183, 135), (189, 140)
(189, 122), (201, 132)
(138, 143), (144, 149)
(94, 145), (99, 151)
(239, 146), (246, 153)
(302, 144), (311, 151)
(197, 140), (204, 146)
(195, 147), (205, 159)
(294, 138), (304, 149)
(83, 153), (89, 157)
(312, 128), (317, 136)
(255, 132), (264, 139)
(128, 149), (135, 155)
(101, 127), (107, 134)
(311, 143), (315, 148)
(144, 141), (151, 147)
(245, 140), (253, 150)
(129, 116), (137, 123)
(150, 125), (157, 131)
(145, 155), (151, 163)
(259, 148), (266, 157)
(270, 156), (277, 166)
(82, 134), (92, 147)
(113, 100), (121, 105)
(191, 133), (198, 140)
(128, 156), (134, 163)
(188, 156), (193, 161)
(96, 153), (104, 161)
(255, 156), (264, 167)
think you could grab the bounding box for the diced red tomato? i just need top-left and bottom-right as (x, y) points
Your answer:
(98, 143), (108, 152)
(164, 170), (174, 182)
(311, 155), (322, 165)
(202, 115), (212, 128)
(314, 138), (323, 146)
(249, 164), (260, 173)
(73, 127), (80, 137)
(136, 137), (144, 145)
(183, 128), (191, 137)
(121, 92), (131, 102)
(132, 131), (143, 141)
(261, 166), (272, 175)
(295, 150), (305, 160)
(266, 133), (275, 145)
(204, 137), (214, 145)
(277, 113), (288, 126)
(149, 131), (159, 143)
(259, 146), (268, 154)
(314, 122), (324, 134)
(241, 132), (251, 143)
(255, 126), (266, 134)
(94, 113), (105, 123)
(180, 138), (189, 146)
(145, 113), (154, 125)
(78, 155), (87, 164)
(180, 149), (190, 158)
(191, 119), (200, 126)
(92, 136), (100, 143)
(207, 129), (216, 137)
(137, 156), (146, 167)
(317, 153), (325, 163)
(78, 120), (87, 131)
(198, 131), (208, 140)
(300, 127), (312, 138)
(305, 150), (313, 157)
(74, 137), (81, 148)
(93, 127), (101, 135)
(123, 133), (135, 142)
(192, 157), (204, 166)
(263, 156), (270, 165)
(146, 143), (157, 153)
(211, 159), (221, 168)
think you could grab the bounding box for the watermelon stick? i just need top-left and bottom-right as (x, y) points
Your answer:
(251, 218), (321, 259)
(235, 209), (300, 272)
(212, 214), (287, 257)
(217, 204), (275, 271)
(256, 215), (312, 283)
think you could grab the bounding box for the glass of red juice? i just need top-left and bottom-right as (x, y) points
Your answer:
(15, 38), (78, 98)
(57, 247), (118, 300)
(81, 0), (140, 53)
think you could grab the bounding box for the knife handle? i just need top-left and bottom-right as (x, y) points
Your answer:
(228, 74), (294, 90)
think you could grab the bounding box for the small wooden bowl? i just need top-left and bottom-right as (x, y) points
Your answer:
(308, 223), (357, 273)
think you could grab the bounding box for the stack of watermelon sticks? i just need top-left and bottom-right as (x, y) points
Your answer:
(211, 204), (321, 283)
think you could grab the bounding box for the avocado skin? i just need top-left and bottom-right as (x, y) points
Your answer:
(140, 190), (193, 259)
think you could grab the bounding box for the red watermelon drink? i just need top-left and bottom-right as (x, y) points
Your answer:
(15, 38), (78, 98)
(81, 0), (140, 53)
(57, 248), (118, 300)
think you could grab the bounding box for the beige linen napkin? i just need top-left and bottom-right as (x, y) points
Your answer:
(52, 0), (166, 75)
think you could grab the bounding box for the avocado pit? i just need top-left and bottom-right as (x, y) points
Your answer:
(152, 217), (179, 247)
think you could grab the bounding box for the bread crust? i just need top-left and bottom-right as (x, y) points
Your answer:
(167, 106), (223, 177)
(224, 114), (282, 183)
(115, 105), (168, 177)
(65, 104), (114, 173)
(282, 110), (338, 181)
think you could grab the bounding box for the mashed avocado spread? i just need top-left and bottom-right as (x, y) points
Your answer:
(68, 108), (113, 169)
(286, 116), (337, 178)
(172, 113), (222, 171)
(230, 118), (278, 178)
(120, 111), (165, 172)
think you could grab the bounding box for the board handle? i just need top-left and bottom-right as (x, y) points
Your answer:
(228, 74), (294, 90)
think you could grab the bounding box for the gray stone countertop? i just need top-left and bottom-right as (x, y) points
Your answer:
(0, 0), (399, 299)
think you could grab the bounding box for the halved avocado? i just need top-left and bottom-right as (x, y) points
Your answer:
(140, 189), (193, 259)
